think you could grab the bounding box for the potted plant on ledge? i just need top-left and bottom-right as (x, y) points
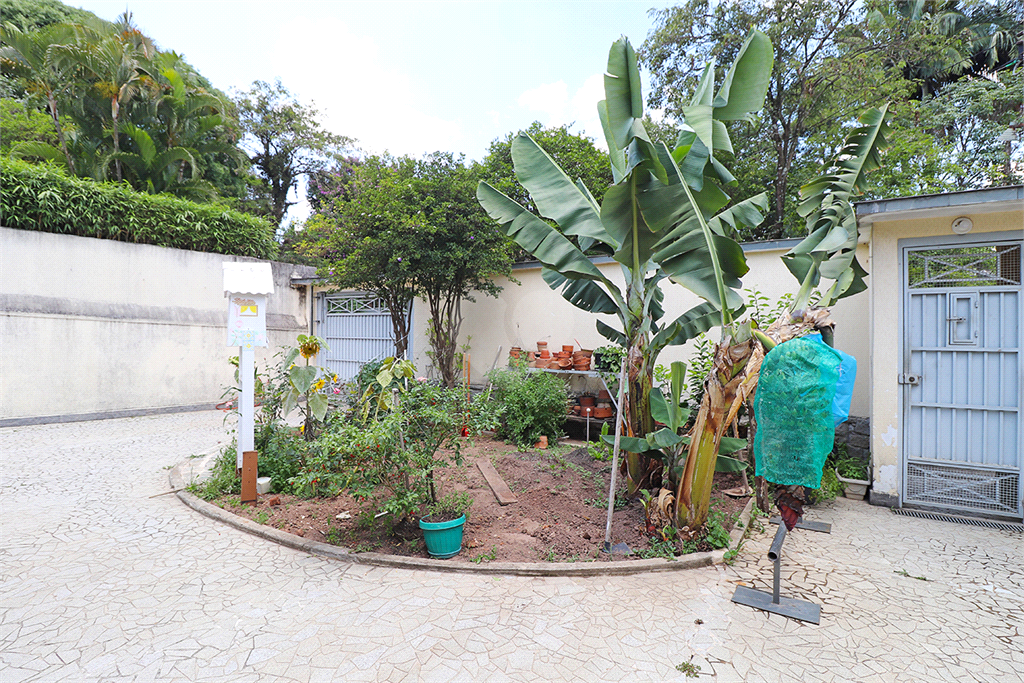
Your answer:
(834, 449), (871, 500)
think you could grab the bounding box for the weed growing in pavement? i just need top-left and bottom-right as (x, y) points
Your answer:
(675, 661), (701, 678)
(894, 569), (928, 581)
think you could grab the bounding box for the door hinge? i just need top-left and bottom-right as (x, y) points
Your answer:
(898, 374), (921, 385)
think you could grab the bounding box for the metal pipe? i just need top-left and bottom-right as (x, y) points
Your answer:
(767, 523), (787, 561)
(603, 357), (628, 549)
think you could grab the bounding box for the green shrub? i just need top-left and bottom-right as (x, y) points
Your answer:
(0, 157), (278, 258)
(488, 361), (568, 448)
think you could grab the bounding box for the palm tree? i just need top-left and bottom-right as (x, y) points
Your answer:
(0, 21), (81, 174)
(55, 17), (153, 181)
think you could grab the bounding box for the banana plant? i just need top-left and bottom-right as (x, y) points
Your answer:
(478, 32), (772, 494)
(603, 361), (747, 490)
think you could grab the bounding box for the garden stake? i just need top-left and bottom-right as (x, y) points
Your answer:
(461, 354), (471, 436)
(602, 357), (629, 554)
(483, 346), (502, 397)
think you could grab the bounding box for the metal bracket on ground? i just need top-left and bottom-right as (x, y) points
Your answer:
(731, 517), (829, 624)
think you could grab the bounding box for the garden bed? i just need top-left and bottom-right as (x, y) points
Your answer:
(211, 435), (750, 564)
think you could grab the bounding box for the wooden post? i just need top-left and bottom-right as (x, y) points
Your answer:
(240, 450), (258, 503)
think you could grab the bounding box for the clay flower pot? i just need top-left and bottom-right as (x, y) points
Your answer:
(579, 395), (596, 407)
(539, 350), (550, 359)
(536, 341), (548, 352)
(562, 345), (574, 354)
(509, 347), (522, 359)
(593, 407), (614, 419)
(597, 389), (611, 400)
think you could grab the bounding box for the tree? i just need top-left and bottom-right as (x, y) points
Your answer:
(641, 0), (911, 239)
(480, 122), (613, 225)
(0, 0), (103, 32)
(0, 20), (83, 173)
(301, 153), (515, 385)
(299, 154), (422, 360)
(233, 80), (354, 226)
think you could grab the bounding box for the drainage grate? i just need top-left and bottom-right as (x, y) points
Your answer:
(892, 507), (1024, 533)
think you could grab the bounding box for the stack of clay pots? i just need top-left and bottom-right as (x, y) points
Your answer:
(572, 348), (592, 371)
(534, 341), (552, 369)
(593, 389), (614, 419)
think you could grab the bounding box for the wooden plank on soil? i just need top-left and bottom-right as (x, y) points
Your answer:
(476, 457), (517, 505)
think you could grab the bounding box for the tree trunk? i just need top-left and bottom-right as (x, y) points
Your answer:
(111, 97), (122, 182)
(47, 93), (75, 176)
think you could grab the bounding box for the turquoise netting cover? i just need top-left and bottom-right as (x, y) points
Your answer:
(753, 336), (842, 488)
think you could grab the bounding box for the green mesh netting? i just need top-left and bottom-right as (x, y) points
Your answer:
(753, 336), (842, 488)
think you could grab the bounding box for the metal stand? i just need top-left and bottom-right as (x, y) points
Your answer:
(731, 517), (830, 624)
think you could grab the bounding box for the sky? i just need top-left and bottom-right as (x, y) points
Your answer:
(70, 0), (677, 221)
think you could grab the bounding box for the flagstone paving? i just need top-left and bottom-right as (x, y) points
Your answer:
(1, 411), (1021, 682)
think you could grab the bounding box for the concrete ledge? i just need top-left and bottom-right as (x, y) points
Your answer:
(170, 461), (755, 577)
(2, 402), (218, 428)
(870, 490), (899, 507)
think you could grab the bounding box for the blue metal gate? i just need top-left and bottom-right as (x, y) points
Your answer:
(902, 238), (1022, 518)
(316, 293), (402, 381)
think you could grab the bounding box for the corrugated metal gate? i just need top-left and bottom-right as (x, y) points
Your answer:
(902, 238), (1022, 518)
(316, 292), (402, 381)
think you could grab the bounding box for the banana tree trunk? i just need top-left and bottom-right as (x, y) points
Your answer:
(677, 335), (761, 530)
(622, 333), (655, 494)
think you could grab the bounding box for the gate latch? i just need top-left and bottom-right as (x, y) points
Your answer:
(898, 374), (921, 385)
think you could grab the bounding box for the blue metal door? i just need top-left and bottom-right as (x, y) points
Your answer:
(903, 240), (1022, 518)
(316, 293), (402, 381)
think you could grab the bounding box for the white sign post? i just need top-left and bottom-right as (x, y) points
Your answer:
(223, 263), (274, 474)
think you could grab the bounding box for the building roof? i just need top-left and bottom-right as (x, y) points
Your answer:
(223, 262), (275, 295)
(855, 185), (1023, 223)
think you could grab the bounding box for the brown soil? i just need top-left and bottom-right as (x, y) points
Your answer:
(213, 435), (750, 564)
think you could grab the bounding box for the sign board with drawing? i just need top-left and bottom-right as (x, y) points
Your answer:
(227, 294), (268, 348)
(222, 261), (275, 478)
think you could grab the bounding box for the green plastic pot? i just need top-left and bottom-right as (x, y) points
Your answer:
(419, 514), (466, 559)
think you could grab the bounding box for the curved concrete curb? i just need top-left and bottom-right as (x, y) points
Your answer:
(170, 461), (755, 577)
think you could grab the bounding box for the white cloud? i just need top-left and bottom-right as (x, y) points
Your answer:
(269, 16), (465, 159)
(516, 73), (606, 146)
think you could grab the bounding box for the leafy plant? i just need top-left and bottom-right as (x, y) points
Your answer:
(279, 335), (336, 441)
(425, 490), (473, 523)
(675, 661), (701, 678)
(356, 356), (416, 423)
(605, 361), (746, 531)
(587, 422), (613, 461)
(0, 157), (278, 258)
(487, 360), (569, 448)
(471, 545), (498, 564)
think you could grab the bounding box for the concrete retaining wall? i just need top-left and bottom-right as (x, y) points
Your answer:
(0, 227), (315, 425)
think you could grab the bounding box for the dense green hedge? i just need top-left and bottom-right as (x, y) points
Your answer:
(1, 157), (279, 259)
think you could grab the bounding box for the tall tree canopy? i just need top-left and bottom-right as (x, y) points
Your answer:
(641, 0), (1022, 240)
(299, 152), (515, 385)
(233, 80), (355, 227)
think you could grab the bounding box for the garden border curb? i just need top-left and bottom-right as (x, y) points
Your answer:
(170, 461), (755, 577)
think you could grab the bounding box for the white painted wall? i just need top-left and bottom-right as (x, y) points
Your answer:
(0, 227), (314, 424)
(410, 242), (872, 417)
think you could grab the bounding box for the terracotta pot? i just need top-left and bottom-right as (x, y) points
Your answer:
(509, 347), (522, 359)
(597, 389), (611, 400)
(539, 350), (550, 359)
(557, 358), (572, 369)
(572, 405), (581, 415)
(578, 349), (593, 358)
(535, 435), (548, 449)
(536, 341), (548, 351)
(580, 406), (595, 418)
(527, 351), (536, 361)
(562, 345), (574, 354)
(593, 407), (614, 419)
(579, 396), (596, 407)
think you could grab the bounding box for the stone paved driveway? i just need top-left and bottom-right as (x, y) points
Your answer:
(1, 412), (1021, 682)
